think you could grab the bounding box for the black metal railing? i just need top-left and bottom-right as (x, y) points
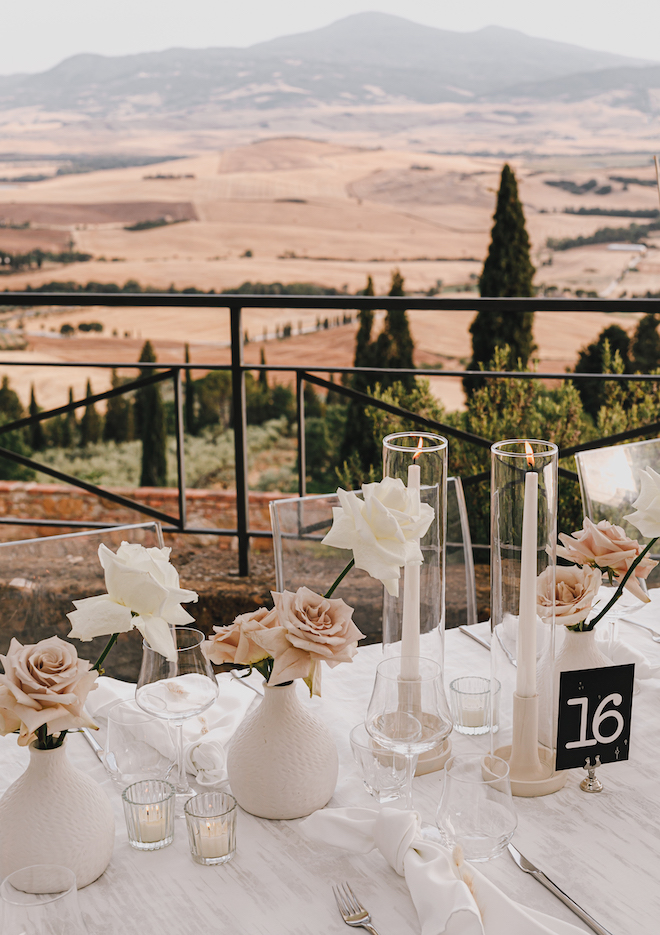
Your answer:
(0, 292), (659, 574)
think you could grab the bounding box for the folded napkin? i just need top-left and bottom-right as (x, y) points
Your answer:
(85, 675), (254, 786)
(300, 807), (587, 935)
(595, 632), (660, 680)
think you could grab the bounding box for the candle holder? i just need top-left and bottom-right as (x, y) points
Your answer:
(490, 439), (565, 797)
(184, 793), (237, 865)
(382, 432), (450, 773)
(122, 780), (175, 851)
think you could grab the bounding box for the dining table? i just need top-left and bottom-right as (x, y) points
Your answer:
(1, 621), (658, 935)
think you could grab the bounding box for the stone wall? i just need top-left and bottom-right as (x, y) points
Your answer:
(0, 480), (280, 550)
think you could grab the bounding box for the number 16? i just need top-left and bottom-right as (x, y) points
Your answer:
(565, 693), (625, 750)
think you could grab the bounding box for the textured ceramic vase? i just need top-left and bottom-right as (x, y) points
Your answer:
(226, 681), (338, 820)
(0, 740), (115, 888)
(554, 627), (614, 675)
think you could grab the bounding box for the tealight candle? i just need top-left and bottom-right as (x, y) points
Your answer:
(184, 792), (237, 866)
(138, 804), (167, 844)
(122, 780), (175, 852)
(194, 820), (230, 859)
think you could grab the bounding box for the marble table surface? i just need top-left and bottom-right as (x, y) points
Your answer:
(1, 623), (659, 935)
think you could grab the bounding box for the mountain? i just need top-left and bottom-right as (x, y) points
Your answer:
(0, 13), (655, 117)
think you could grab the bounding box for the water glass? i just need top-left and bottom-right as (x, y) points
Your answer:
(436, 754), (517, 861)
(122, 780), (175, 851)
(184, 792), (237, 865)
(349, 723), (412, 803)
(0, 864), (88, 934)
(105, 699), (175, 788)
(449, 677), (500, 735)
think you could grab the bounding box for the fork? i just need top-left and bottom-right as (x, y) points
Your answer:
(333, 882), (381, 935)
(621, 617), (660, 642)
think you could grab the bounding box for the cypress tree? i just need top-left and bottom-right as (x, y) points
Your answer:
(28, 384), (46, 451)
(632, 313), (660, 373)
(59, 387), (78, 448)
(0, 376), (34, 480)
(104, 370), (134, 443)
(80, 379), (102, 445)
(373, 269), (415, 390)
(184, 343), (196, 435)
(574, 325), (632, 419)
(464, 164), (536, 394)
(136, 341), (167, 487)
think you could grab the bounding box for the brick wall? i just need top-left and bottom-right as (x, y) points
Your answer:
(0, 481), (282, 550)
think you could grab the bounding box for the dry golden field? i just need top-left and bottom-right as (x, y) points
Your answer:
(0, 137), (656, 412)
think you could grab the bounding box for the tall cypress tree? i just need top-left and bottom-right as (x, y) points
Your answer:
(104, 370), (134, 443)
(60, 387), (78, 448)
(136, 341), (167, 487)
(464, 164), (536, 394)
(632, 313), (660, 373)
(28, 384), (46, 451)
(80, 379), (102, 445)
(0, 376), (34, 480)
(574, 325), (632, 419)
(184, 343), (196, 435)
(372, 269), (415, 391)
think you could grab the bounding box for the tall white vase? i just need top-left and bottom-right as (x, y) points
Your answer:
(554, 627), (614, 675)
(226, 681), (338, 820)
(0, 741), (115, 888)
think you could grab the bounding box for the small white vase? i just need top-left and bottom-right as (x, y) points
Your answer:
(226, 681), (338, 820)
(554, 626), (614, 675)
(0, 740), (115, 888)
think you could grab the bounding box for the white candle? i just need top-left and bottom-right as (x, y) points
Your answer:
(195, 820), (230, 859)
(401, 462), (421, 680)
(138, 804), (167, 844)
(517, 468), (538, 697)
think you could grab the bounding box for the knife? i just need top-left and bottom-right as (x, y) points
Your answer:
(508, 843), (614, 935)
(458, 626), (491, 651)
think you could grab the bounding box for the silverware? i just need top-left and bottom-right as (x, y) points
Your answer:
(508, 843), (613, 935)
(458, 626), (491, 651)
(78, 727), (104, 762)
(621, 617), (660, 642)
(333, 882), (380, 935)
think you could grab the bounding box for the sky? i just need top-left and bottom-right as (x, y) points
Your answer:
(1, 0), (659, 75)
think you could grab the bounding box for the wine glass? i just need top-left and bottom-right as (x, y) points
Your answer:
(365, 656), (452, 810)
(136, 627), (218, 808)
(0, 864), (88, 934)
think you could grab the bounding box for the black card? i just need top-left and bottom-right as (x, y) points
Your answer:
(555, 663), (635, 771)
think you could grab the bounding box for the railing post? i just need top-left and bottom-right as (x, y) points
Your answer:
(296, 371), (306, 498)
(230, 305), (250, 576)
(173, 367), (187, 530)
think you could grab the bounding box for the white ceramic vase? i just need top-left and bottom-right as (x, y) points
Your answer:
(226, 681), (338, 820)
(554, 626), (614, 675)
(0, 740), (115, 888)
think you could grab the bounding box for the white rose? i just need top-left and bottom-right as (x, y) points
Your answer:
(67, 543), (198, 662)
(624, 467), (660, 540)
(322, 477), (435, 596)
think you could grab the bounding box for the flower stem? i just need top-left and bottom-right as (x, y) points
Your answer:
(92, 632), (119, 673)
(324, 558), (355, 598)
(589, 537), (658, 627)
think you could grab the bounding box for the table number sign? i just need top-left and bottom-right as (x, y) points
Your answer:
(555, 664), (634, 771)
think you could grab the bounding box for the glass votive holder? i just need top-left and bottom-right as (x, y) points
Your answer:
(184, 792), (237, 866)
(349, 723), (412, 803)
(449, 676), (500, 735)
(122, 780), (175, 851)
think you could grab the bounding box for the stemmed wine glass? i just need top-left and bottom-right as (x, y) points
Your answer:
(366, 656), (452, 811)
(136, 627), (218, 809)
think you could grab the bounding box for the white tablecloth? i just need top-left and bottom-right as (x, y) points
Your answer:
(1, 624), (659, 935)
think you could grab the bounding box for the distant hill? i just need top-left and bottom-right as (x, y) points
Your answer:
(0, 13), (655, 117)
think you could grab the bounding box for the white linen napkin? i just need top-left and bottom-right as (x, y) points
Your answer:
(300, 806), (588, 935)
(595, 632), (660, 679)
(85, 674), (255, 786)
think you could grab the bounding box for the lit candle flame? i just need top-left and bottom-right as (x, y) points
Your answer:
(524, 440), (535, 467)
(412, 437), (424, 460)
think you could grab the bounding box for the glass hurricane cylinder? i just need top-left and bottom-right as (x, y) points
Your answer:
(490, 439), (565, 797)
(382, 432), (447, 666)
